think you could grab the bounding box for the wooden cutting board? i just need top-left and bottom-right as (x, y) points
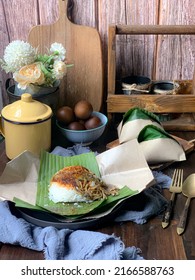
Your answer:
(28, 0), (103, 111)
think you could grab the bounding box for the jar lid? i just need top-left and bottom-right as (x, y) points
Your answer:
(2, 93), (52, 123)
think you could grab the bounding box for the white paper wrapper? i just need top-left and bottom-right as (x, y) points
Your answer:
(139, 138), (186, 164)
(0, 151), (39, 204)
(0, 140), (154, 205)
(117, 108), (186, 165)
(118, 118), (162, 144)
(96, 139), (154, 192)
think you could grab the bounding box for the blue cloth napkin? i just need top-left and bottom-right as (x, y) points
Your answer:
(115, 171), (171, 224)
(0, 201), (143, 260)
(51, 145), (93, 156)
(0, 144), (171, 260)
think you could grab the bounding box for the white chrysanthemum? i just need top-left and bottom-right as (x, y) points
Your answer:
(2, 40), (36, 73)
(52, 60), (67, 79)
(50, 42), (66, 60)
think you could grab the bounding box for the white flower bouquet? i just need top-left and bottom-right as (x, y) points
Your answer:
(0, 40), (72, 94)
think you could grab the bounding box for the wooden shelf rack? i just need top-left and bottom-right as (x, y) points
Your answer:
(107, 24), (195, 130)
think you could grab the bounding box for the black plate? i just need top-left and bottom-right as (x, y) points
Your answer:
(10, 201), (125, 230)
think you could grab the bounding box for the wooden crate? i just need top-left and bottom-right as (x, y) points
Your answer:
(107, 24), (195, 130)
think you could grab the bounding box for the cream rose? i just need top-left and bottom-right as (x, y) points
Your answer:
(13, 62), (45, 89)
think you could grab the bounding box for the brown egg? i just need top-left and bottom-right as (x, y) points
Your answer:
(85, 116), (101, 129)
(68, 121), (86, 130)
(79, 119), (85, 126)
(74, 100), (93, 120)
(56, 106), (75, 125)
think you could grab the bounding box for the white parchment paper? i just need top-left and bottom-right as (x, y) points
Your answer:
(0, 151), (39, 204)
(0, 140), (154, 206)
(96, 139), (154, 191)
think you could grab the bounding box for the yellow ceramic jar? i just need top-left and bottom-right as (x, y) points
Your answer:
(0, 93), (52, 159)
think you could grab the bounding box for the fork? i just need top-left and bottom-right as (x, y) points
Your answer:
(162, 169), (183, 228)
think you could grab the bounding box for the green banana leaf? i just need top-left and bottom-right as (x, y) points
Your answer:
(14, 186), (138, 221)
(122, 107), (161, 125)
(137, 124), (179, 143)
(34, 150), (138, 216)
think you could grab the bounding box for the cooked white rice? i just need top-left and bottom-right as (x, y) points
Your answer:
(49, 182), (89, 203)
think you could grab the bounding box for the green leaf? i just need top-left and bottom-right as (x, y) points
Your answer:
(39, 63), (51, 76)
(122, 107), (161, 125)
(39, 198), (106, 216)
(36, 150), (102, 216)
(137, 124), (177, 142)
(84, 186), (138, 217)
(13, 197), (43, 210)
(35, 151), (138, 217)
(14, 151), (139, 218)
(14, 186), (138, 219)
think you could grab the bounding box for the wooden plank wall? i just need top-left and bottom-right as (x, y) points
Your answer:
(0, 0), (195, 107)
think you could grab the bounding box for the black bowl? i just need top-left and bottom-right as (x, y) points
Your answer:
(152, 81), (179, 95)
(122, 75), (151, 95)
(122, 75), (151, 86)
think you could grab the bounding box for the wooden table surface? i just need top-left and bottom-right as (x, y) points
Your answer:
(0, 122), (195, 260)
